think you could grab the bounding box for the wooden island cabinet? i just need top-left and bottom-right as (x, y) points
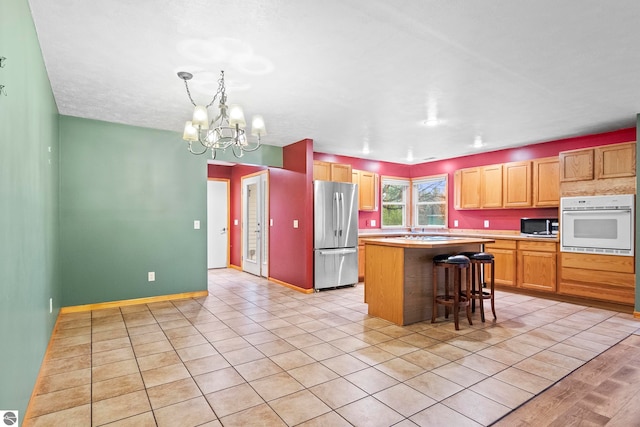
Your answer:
(363, 236), (493, 325)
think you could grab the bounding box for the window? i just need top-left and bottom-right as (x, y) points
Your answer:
(413, 174), (447, 228)
(381, 178), (409, 227)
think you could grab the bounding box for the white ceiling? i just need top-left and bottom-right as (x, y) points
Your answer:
(28, 0), (640, 164)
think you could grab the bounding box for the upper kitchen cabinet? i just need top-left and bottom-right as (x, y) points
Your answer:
(503, 161), (532, 207)
(532, 157), (559, 207)
(595, 141), (636, 179)
(560, 141), (636, 197)
(352, 169), (378, 211)
(480, 164), (503, 208)
(559, 148), (594, 182)
(454, 167), (481, 209)
(313, 160), (352, 183)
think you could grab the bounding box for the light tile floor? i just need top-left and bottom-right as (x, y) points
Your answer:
(25, 269), (640, 426)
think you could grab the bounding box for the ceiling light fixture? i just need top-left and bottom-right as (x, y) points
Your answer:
(473, 135), (484, 148)
(178, 70), (266, 159)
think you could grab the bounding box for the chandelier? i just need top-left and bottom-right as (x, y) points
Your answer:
(178, 70), (266, 159)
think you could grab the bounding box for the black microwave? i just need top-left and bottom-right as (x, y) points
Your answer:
(521, 218), (558, 236)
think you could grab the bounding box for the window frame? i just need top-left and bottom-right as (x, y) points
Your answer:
(412, 174), (448, 229)
(380, 177), (410, 228)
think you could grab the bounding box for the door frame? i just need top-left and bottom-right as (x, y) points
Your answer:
(207, 178), (230, 268)
(241, 170), (269, 277)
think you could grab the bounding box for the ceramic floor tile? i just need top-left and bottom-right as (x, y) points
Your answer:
(350, 345), (396, 365)
(410, 403), (482, 427)
(175, 342), (217, 362)
(270, 349), (316, 370)
(183, 353), (231, 376)
(141, 363), (191, 388)
(424, 342), (471, 361)
(442, 389), (511, 425)
(514, 357), (572, 381)
(288, 362), (340, 388)
(493, 367), (553, 394)
(41, 354), (91, 377)
(25, 404), (91, 427)
(254, 339), (296, 356)
(470, 376), (534, 409)
(131, 340), (173, 358)
(400, 349), (450, 370)
(249, 372), (305, 401)
(92, 372), (145, 402)
(219, 403), (287, 427)
(286, 333), (325, 348)
(47, 343), (91, 360)
(373, 383), (436, 417)
(234, 357), (283, 381)
(405, 372), (464, 401)
(193, 366), (246, 394)
(296, 411), (352, 427)
(455, 353), (509, 376)
(205, 383), (265, 418)
(153, 396), (217, 427)
(92, 390), (151, 426)
(36, 368), (91, 395)
(92, 337), (132, 353)
(344, 367), (399, 394)
(169, 333), (208, 349)
(375, 357), (424, 381)
(92, 359), (140, 383)
(270, 389), (331, 425)
(28, 384), (91, 418)
(146, 377), (202, 410)
(320, 354), (370, 376)
(309, 377), (368, 409)
(336, 396), (404, 427)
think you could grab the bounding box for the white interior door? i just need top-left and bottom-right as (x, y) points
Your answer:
(207, 180), (229, 269)
(242, 173), (268, 277)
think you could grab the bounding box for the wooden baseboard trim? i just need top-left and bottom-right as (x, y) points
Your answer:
(268, 277), (314, 294)
(228, 264), (242, 271)
(634, 311), (640, 319)
(60, 290), (209, 314)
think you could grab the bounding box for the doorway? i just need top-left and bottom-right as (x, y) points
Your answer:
(207, 179), (230, 269)
(242, 171), (269, 277)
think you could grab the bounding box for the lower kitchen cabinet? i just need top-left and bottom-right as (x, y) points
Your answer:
(517, 241), (556, 292)
(559, 252), (635, 305)
(358, 242), (365, 282)
(484, 240), (517, 287)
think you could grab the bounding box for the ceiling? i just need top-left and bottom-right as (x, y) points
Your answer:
(28, 0), (640, 164)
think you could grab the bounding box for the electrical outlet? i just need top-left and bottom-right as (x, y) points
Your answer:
(293, 220), (299, 228)
(234, 219), (239, 225)
(371, 219), (376, 227)
(148, 271), (155, 282)
(484, 220), (490, 228)
(194, 220), (200, 229)
(454, 220), (459, 227)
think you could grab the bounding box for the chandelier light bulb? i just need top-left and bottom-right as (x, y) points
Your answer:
(228, 104), (246, 128)
(182, 121), (198, 141)
(251, 115), (266, 136)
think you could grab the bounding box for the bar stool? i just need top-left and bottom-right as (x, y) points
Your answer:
(459, 251), (496, 322)
(432, 254), (472, 330)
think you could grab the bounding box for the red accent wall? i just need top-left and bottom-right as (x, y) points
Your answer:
(269, 139), (314, 289)
(207, 164), (232, 179)
(317, 128), (636, 230)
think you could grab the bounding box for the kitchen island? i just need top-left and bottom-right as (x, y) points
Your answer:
(363, 236), (494, 326)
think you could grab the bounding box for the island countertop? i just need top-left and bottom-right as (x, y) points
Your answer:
(361, 236), (495, 249)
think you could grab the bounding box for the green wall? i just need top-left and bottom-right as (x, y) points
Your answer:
(208, 142), (283, 167)
(59, 116), (208, 306)
(0, 0), (61, 416)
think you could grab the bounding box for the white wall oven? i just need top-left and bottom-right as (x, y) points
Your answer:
(560, 194), (634, 256)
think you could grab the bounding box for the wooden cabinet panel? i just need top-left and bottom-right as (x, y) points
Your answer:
(595, 142), (636, 179)
(480, 164), (503, 208)
(314, 160), (352, 182)
(358, 244), (365, 283)
(357, 170), (377, 211)
(518, 250), (556, 292)
(503, 161), (532, 207)
(484, 241), (516, 287)
(457, 167), (481, 209)
(560, 252), (634, 274)
(533, 157), (559, 207)
(559, 148), (594, 182)
(331, 163), (352, 183)
(313, 161), (331, 181)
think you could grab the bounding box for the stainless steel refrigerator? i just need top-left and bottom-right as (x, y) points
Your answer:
(314, 181), (359, 290)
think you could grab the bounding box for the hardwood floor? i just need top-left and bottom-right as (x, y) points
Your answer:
(492, 333), (640, 426)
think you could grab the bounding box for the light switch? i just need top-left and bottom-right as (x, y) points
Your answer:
(454, 220), (459, 227)
(484, 220), (490, 228)
(194, 220), (200, 229)
(371, 219), (376, 227)
(234, 219), (239, 225)
(270, 219), (273, 226)
(293, 220), (299, 228)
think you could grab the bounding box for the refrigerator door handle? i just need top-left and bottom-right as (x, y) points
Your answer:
(318, 248), (357, 255)
(333, 192), (339, 237)
(339, 193), (344, 237)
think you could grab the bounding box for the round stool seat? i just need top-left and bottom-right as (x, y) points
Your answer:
(445, 254), (470, 265)
(433, 253), (452, 263)
(469, 252), (494, 261)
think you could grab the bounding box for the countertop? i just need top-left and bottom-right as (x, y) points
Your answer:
(358, 228), (559, 243)
(360, 236), (495, 249)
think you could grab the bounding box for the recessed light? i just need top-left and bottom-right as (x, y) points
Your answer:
(472, 135), (484, 148)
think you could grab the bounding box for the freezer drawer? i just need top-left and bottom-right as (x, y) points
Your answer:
(314, 248), (358, 290)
